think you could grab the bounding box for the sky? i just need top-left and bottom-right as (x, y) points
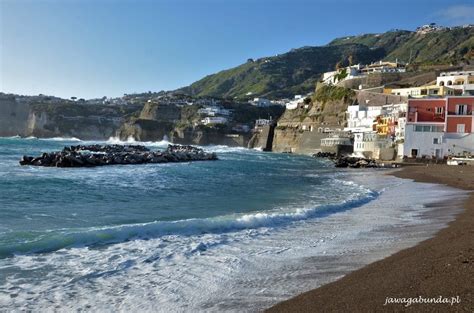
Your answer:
(1, 0), (474, 99)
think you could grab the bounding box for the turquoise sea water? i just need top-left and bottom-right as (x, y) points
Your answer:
(0, 137), (365, 258)
(0, 137), (464, 311)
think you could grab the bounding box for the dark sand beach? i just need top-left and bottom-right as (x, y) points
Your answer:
(268, 165), (473, 312)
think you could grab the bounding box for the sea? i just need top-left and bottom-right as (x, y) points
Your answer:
(0, 136), (467, 312)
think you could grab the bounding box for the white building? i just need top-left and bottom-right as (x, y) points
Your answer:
(285, 95), (306, 110)
(416, 23), (446, 34)
(251, 98), (272, 107)
(404, 124), (446, 158)
(344, 104), (383, 133)
(197, 106), (232, 116)
(322, 64), (364, 85)
(360, 60), (406, 74)
(346, 102), (407, 158)
(201, 117), (228, 125)
(353, 132), (376, 156)
(436, 71), (474, 96)
(255, 119), (272, 127)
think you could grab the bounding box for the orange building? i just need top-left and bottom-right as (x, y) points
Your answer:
(403, 97), (474, 159)
(446, 97), (474, 133)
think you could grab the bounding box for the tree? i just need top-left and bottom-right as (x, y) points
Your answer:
(333, 68), (348, 83)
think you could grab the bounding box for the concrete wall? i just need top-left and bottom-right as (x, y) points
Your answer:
(248, 125), (274, 150)
(272, 128), (331, 154)
(356, 90), (407, 106)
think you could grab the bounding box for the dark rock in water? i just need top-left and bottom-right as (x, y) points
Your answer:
(333, 156), (379, 168)
(312, 152), (337, 159)
(313, 152), (379, 168)
(19, 144), (218, 168)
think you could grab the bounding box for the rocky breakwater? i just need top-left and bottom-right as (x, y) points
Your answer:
(313, 152), (379, 168)
(19, 144), (218, 167)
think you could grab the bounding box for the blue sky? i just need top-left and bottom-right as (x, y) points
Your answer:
(1, 0), (473, 99)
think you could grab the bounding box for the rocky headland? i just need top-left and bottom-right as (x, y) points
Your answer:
(19, 144), (218, 167)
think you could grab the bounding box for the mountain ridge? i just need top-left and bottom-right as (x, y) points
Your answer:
(175, 26), (474, 100)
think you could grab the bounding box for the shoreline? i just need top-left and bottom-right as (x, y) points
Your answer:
(267, 165), (473, 312)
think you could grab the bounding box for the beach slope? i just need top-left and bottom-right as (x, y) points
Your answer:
(268, 165), (473, 312)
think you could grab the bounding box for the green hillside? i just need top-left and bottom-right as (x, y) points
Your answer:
(329, 27), (474, 64)
(177, 27), (474, 100)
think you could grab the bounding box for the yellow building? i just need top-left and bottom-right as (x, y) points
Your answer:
(383, 85), (457, 98)
(374, 116), (391, 136)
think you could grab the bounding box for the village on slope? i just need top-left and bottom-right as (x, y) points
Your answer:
(282, 61), (474, 165)
(1, 23), (473, 165)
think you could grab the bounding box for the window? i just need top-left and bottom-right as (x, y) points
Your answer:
(457, 124), (466, 133)
(411, 149), (418, 157)
(422, 125), (431, 132)
(435, 107), (443, 114)
(433, 138), (439, 144)
(456, 104), (467, 115)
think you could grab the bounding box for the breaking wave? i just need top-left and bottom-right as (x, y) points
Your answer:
(0, 189), (377, 258)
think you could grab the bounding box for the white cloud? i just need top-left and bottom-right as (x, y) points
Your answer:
(437, 5), (474, 24)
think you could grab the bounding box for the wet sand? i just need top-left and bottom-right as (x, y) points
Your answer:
(267, 165), (473, 312)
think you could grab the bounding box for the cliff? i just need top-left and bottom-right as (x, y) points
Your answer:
(117, 100), (282, 145)
(26, 102), (142, 140)
(0, 95), (31, 136)
(271, 86), (407, 154)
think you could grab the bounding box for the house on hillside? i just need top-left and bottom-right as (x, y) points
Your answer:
(200, 116), (228, 125)
(385, 85), (457, 98)
(322, 64), (364, 85)
(360, 60), (406, 74)
(250, 98), (272, 107)
(436, 71), (474, 96)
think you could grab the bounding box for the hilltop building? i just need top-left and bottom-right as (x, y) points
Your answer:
(416, 23), (446, 34)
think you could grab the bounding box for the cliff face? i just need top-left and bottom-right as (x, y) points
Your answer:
(272, 98), (350, 153)
(25, 102), (142, 140)
(0, 95), (30, 136)
(271, 89), (407, 154)
(117, 102), (180, 141)
(171, 127), (251, 147)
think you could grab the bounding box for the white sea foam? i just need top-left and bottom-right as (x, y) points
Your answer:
(105, 136), (171, 148)
(39, 137), (82, 142)
(0, 184), (375, 257)
(0, 173), (467, 312)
